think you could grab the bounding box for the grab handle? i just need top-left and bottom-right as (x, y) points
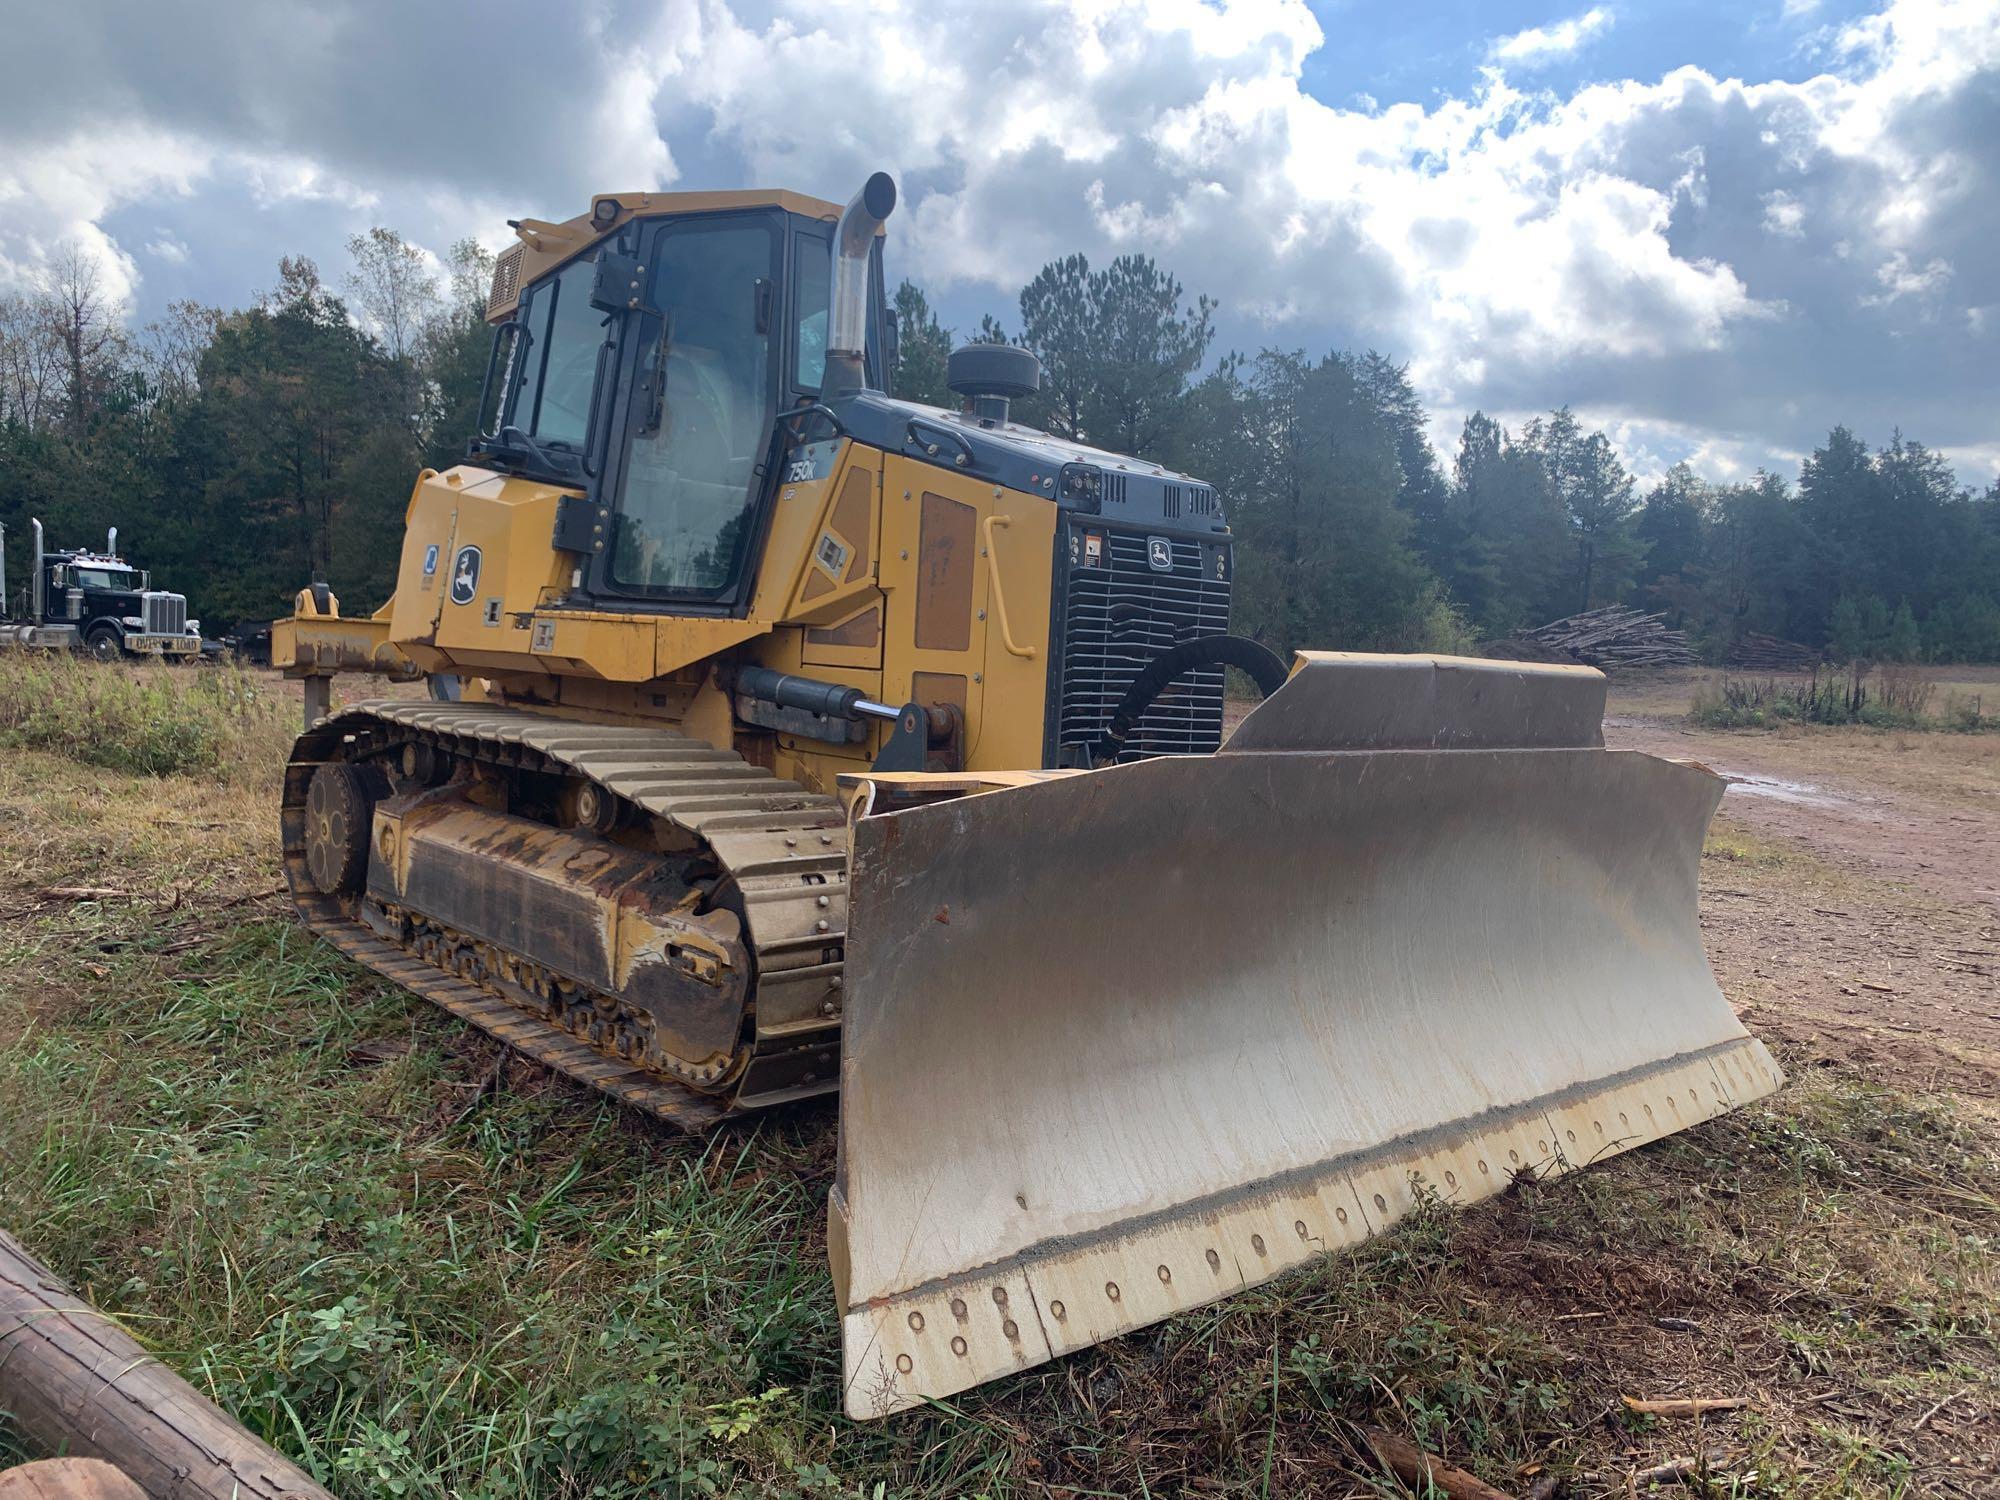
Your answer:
(981, 514), (1036, 660)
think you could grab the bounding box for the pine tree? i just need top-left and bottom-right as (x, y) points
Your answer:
(1827, 596), (1866, 662)
(1014, 254), (1094, 439)
(1011, 253), (1212, 457)
(1224, 352), (1433, 652)
(889, 280), (954, 408)
(1634, 462), (1710, 624)
(1525, 408), (1640, 611)
(1886, 601), (1922, 662)
(1088, 256), (1213, 459)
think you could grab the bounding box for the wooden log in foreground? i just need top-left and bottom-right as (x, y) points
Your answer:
(0, 1230), (329, 1500)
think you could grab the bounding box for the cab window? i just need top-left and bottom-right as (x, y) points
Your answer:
(611, 218), (779, 594)
(508, 255), (603, 453)
(794, 234), (830, 394)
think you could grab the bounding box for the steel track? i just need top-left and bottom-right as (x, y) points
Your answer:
(282, 701), (848, 1129)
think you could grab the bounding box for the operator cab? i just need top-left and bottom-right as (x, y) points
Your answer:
(472, 192), (887, 615)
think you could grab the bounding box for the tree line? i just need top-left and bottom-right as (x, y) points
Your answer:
(3, 232), (1995, 663)
(0, 234), (493, 629)
(898, 261), (2000, 664)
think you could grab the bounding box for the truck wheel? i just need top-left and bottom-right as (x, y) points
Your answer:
(85, 625), (123, 662)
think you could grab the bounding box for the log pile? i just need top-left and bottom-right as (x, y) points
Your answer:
(1726, 631), (1820, 672)
(1510, 606), (1699, 670)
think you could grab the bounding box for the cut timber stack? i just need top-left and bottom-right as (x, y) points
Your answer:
(1513, 606), (1699, 670)
(0, 1229), (330, 1500)
(1727, 632), (1820, 672)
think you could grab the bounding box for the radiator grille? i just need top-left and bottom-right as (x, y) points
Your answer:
(1056, 530), (1229, 762)
(141, 592), (187, 634)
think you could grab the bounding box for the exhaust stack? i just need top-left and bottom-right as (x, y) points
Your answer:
(107, 525), (117, 558)
(821, 173), (896, 400)
(30, 519), (44, 624)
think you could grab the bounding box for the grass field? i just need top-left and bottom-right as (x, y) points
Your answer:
(1, 657), (1995, 1497)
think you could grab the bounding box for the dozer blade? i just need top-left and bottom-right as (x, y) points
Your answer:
(830, 654), (1781, 1419)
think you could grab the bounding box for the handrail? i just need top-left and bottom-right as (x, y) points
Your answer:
(906, 417), (975, 468)
(981, 514), (1036, 660)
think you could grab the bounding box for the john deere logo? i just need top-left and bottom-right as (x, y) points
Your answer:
(449, 545), (481, 604)
(1146, 536), (1174, 572)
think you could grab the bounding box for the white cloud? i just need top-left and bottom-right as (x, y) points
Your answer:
(144, 232), (189, 265)
(1488, 7), (1615, 68)
(1761, 189), (1806, 237)
(0, 128), (213, 308)
(0, 0), (1993, 480)
(1861, 250), (1954, 306)
(1946, 439), (2000, 481)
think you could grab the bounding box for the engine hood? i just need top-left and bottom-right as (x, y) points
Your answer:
(828, 390), (1224, 531)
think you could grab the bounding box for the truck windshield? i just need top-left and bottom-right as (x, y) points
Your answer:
(71, 567), (134, 590)
(611, 217), (778, 594)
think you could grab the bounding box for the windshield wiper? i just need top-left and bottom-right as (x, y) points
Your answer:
(478, 425), (580, 480)
(499, 424), (567, 472)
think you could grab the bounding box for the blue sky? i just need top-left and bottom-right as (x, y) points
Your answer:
(3, 0), (1995, 488)
(1297, 0), (1883, 106)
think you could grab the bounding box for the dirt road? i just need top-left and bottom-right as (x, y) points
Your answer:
(1608, 714), (2000, 916)
(1605, 711), (2000, 1102)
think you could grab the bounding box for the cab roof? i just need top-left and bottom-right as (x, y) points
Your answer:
(486, 188), (846, 323)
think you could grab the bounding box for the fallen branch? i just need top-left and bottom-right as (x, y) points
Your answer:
(1630, 1450), (1738, 1488)
(1622, 1396), (1750, 1418)
(1633, 1457), (1698, 1487)
(37, 886), (130, 902)
(1356, 1425), (1518, 1500)
(211, 885), (286, 910)
(1912, 1386), (1968, 1432)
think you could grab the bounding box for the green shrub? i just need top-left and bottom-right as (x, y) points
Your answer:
(1411, 582), (1481, 657)
(1690, 663), (1987, 732)
(1941, 691), (1991, 731)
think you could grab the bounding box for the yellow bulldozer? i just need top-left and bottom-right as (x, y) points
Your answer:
(276, 174), (1780, 1418)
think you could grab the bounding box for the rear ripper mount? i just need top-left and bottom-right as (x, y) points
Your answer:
(284, 703), (849, 1126)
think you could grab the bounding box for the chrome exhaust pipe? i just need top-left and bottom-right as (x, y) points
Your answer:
(821, 172), (896, 400)
(30, 518), (44, 624)
(107, 525), (117, 558)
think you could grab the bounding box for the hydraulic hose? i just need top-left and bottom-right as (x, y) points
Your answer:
(1095, 634), (1290, 764)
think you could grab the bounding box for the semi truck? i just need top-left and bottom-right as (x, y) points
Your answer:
(0, 521), (203, 660)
